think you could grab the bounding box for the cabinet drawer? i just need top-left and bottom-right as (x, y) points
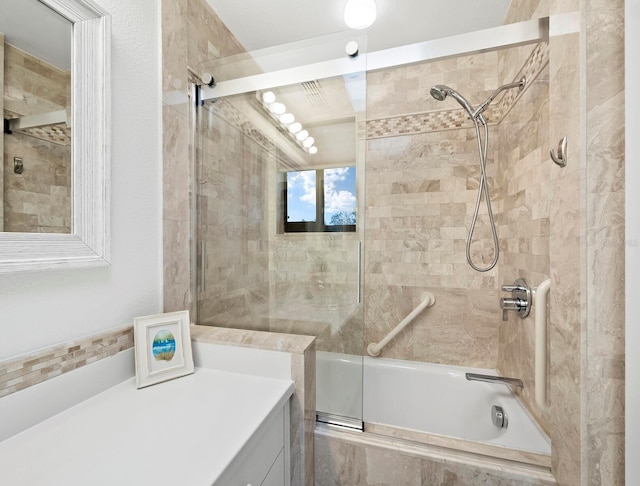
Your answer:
(215, 407), (284, 485)
(261, 448), (285, 486)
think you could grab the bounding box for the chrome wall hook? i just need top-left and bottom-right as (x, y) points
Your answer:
(550, 136), (568, 167)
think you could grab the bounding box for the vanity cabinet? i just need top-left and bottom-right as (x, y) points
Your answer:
(215, 406), (288, 485)
(0, 368), (294, 486)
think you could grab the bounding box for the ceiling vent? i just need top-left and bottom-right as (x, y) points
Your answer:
(301, 80), (328, 108)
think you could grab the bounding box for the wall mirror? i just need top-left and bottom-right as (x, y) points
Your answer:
(0, 0), (110, 272)
(1, 0), (72, 235)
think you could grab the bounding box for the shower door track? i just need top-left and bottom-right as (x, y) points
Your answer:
(316, 412), (364, 432)
(200, 17), (549, 101)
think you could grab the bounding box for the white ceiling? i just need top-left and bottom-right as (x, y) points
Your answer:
(205, 0), (512, 53)
(0, 0), (72, 71)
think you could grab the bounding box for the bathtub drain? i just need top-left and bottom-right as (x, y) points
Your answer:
(491, 405), (508, 429)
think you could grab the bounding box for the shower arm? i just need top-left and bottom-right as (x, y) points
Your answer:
(471, 77), (526, 119)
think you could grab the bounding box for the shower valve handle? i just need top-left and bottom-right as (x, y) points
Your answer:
(501, 284), (528, 294)
(500, 278), (532, 321)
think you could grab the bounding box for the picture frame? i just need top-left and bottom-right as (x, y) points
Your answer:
(133, 310), (194, 389)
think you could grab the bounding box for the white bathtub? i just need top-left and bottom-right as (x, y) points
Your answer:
(317, 352), (551, 458)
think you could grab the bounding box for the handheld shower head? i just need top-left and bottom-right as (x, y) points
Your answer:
(430, 85), (448, 102)
(430, 85), (474, 117)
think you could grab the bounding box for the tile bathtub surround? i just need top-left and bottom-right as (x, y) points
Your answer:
(190, 325), (316, 486)
(315, 426), (557, 486)
(0, 326), (133, 399)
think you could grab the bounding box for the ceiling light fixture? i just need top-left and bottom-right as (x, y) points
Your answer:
(344, 0), (377, 30)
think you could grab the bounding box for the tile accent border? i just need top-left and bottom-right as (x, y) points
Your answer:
(0, 326), (134, 399)
(366, 41), (549, 139)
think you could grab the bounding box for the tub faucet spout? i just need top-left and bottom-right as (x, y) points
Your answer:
(465, 373), (524, 388)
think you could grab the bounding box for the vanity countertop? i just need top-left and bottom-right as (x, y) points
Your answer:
(0, 367), (294, 486)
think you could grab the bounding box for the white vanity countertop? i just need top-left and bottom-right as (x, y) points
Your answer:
(0, 367), (294, 486)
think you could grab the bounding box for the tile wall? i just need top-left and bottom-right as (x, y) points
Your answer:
(2, 43), (71, 233)
(584, 0), (625, 483)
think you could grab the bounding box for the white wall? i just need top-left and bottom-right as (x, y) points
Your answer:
(0, 0), (162, 359)
(626, 1), (639, 483)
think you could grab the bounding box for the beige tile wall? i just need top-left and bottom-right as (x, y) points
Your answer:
(162, 0), (245, 315)
(584, 0), (625, 484)
(2, 43), (71, 233)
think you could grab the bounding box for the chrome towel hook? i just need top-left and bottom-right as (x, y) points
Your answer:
(550, 136), (568, 167)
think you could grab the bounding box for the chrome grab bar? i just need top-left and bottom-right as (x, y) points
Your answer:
(465, 373), (524, 388)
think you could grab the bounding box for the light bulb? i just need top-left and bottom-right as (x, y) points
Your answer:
(344, 0), (377, 29)
(296, 130), (309, 142)
(288, 122), (302, 134)
(303, 137), (315, 148)
(279, 113), (295, 124)
(262, 91), (276, 104)
(309, 146), (318, 155)
(269, 102), (286, 115)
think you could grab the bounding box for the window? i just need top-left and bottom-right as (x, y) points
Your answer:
(285, 167), (356, 232)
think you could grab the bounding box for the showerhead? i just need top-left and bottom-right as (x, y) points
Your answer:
(430, 85), (448, 102)
(430, 85), (474, 117)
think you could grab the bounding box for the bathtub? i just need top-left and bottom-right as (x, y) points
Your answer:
(317, 351), (551, 467)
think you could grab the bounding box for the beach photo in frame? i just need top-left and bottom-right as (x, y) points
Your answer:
(133, 310), (194, 389)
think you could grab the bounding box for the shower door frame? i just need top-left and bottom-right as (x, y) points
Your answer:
(200, 18), (547, 103)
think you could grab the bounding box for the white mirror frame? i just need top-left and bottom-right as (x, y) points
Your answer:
(0, 0), (110, 273)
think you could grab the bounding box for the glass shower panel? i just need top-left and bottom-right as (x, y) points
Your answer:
(194, 35), (367, 425)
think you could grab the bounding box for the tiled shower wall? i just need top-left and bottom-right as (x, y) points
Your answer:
(363, 46), (546, 368)
(2, 43), (71, 233)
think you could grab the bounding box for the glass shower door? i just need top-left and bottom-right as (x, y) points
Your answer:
(193, 34), (367, 427)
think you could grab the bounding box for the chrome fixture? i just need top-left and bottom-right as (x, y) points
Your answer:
(500, 278), (532, 321)
(491, 405), (508, 428)
(429, 78), (526, 272)
(201, 73), (215, 87)
(550, 136), (568, 167)
(465, 373), (524, 389)
(13, 157), (24, 175)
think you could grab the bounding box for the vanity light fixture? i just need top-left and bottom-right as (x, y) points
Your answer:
(269, 102), (287, 115)
(258, 92), (318, 155)
(288, 122), (302, 134)
(344, 0), (377, 30)
(262, 91), (276, 104)
(279, 113), (295, 124)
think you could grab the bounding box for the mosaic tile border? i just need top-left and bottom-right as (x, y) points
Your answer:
(366, 41), (549, 139)
(0, 326), (133, 399)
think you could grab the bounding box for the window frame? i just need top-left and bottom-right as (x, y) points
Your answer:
(284, 168), (356, 233)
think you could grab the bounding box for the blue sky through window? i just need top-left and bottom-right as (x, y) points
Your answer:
(324, 167), (356, 225)
(286, 167), (356, 225)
